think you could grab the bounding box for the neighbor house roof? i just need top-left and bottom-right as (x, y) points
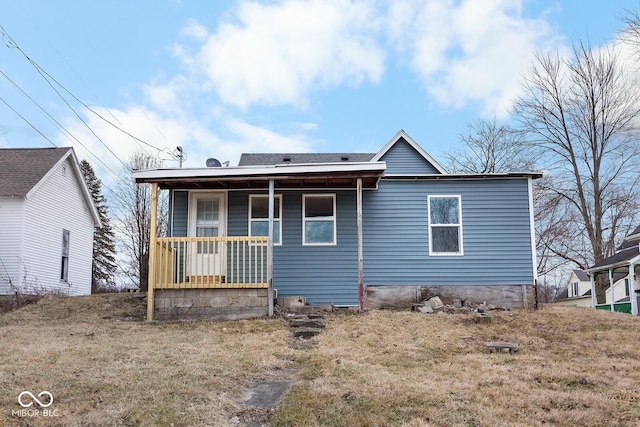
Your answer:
(0, 147), (101, 227)
(587, 225), (640, 272)
(572, 269), (590, 282)
(239, 153), (375, 166)
(0, 147), (73, 197)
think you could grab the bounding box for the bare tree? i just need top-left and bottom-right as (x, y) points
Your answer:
(513, 42), (640, 302)
(445, 118), (567, 279)
(445, 118), (535, 173)
(111, 151), (167, 292)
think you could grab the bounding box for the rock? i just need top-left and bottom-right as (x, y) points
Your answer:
(487, 304), (497, 311)
(418, 306), (434, 314)
(476, 303), (489, 313)
(293, 328), (322, 339)
(428, 296), (444, 310)
(474, 313), (492, 324)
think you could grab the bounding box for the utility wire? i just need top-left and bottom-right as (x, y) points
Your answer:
(0, 68), (124, 181)
(0, 95), (57, 147)
(1, 25), (163, 157)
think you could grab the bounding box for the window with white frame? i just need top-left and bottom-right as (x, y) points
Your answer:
(428, 195), (463, 255)
(571, 281), (579, 297)
(249, 195), (282, 245)
(61, 229), (70, 282)
(303, 194), (336, 245)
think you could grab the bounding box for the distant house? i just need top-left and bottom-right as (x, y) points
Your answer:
(0, 147), (101, 296)
(586, 225), (640, 315)
(554, 270), (592, 307)
(133, 130), (541, 321)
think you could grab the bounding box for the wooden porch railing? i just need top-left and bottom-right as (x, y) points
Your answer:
(151, 236), (269, 289)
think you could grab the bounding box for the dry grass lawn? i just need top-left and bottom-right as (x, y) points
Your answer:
(1, 294), (640, 426)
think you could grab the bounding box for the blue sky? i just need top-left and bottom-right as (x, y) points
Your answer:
(1, 0), (638, 186)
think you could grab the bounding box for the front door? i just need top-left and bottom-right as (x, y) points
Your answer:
(188, 192), (226, 279)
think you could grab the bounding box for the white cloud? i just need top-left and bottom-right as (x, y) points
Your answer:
(388, 0), (563, 117)
(191, 0), (385, 108)
(58, 103), (321, 189)
(181, 19), (209, 41)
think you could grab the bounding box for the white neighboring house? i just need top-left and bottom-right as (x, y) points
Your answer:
(555, 269), (592, 307)
(0, 147), (101, 296)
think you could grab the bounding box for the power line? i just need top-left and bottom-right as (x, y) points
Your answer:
(1, 24), (164, 158)
(0, 95), (57, 147)
(0, 68), (124, 181)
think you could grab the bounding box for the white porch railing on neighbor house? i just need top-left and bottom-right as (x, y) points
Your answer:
(151, 236), (269, 289)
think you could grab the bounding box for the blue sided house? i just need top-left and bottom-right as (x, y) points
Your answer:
(133, 130), (541, 320)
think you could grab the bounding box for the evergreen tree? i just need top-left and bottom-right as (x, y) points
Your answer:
(80, 159), (117, 293)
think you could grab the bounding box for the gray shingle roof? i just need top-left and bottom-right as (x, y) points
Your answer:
(590, 245), (639, 270)
(0, 148), (71, 196)
(572, 269), (590, 281)
(238, 152), (376, 166)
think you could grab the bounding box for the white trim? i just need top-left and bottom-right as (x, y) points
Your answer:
(371, 129), (447, 174)
(427, 195), (463, 256)
(249, 194), (282, 246)
(527, 177), (538, 286)
(302, 193), (337, 246)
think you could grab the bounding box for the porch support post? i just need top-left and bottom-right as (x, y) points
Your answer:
(630, 264), (638, 315)
(267, 179), (274, 317)
(590, 273), (597, 309)
(147, 183), (158, 321)
(609, 268), (615, 312)
(357, 178), (365, 313)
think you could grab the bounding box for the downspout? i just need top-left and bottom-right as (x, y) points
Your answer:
(147, 183), (158, 321)
(267, 179), (274, 317)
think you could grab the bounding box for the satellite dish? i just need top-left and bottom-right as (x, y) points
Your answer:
(206, 158), (222, 168)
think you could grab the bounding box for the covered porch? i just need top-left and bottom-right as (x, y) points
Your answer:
(586, 254), (640, 316)
(134, 161), (385, 320)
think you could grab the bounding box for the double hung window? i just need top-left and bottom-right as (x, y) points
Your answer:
(428, 195), (463, 255)
(303, 194), (336, 245)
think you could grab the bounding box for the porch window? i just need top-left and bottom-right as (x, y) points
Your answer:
(428, 195), (463, 255)
(249, 195), (282, 245)
(303, 194), (336, 245)
(61, 229), (70, 281)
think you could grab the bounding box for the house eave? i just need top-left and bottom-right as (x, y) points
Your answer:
(132, 161), (387, 190)
(381, 172), (543, 180)
(586, 252), (640, 273)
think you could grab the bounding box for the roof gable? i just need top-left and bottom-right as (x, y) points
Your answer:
(371, 130), (446, 174)
(571, 269), (590, 282)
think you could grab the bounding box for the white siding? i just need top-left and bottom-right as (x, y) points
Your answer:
(22, 158), (95, 295)
(0, 197), (25, 293)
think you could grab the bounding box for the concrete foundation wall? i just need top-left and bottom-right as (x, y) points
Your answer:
(154, 288), (269, 321)
(366, 284), (535, 310)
